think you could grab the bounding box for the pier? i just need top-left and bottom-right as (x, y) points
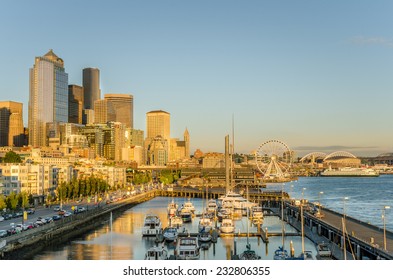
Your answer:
(283, 201), (393, 260)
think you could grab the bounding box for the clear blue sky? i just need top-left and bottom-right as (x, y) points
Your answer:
(1, 0), (392, 156)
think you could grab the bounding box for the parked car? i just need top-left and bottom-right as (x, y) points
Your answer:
(52, 215), (62, 221)
(0, 229), (7, 238)
(58, 210), (66, 216)
(63, 212), (72, 217)
(3, 214), (12, 220)
(0, 216), (4, 222)
(16, 224), (29, 231)
(53, 206), (61, 211)
(45, 217), (53, 223)
(26, 208), (35, 214)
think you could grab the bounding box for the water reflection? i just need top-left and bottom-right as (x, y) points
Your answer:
(34, 196), (317, 260)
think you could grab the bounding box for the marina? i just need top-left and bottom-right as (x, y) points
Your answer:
(1, 176), (392, 260)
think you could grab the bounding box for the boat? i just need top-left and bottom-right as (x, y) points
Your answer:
(273, 246), (290, 260)
(163, 227), (178, 242)
(176, 237), (200, 260)
(169, 215), (183, 227)
(273, 185), (290, 260)
(233, 202), (261, 260)
(218, 191), (257, 210)
(198, 217), (213, 233)
(167, 200), (178, 217)
(250, 206), (264, 225)
(206, 199), (218, 213)
(317, 242), (332, 258)
(320, 167), (379, 177)
(220, 218), (235, 234)
(217, 207), (233, 222)
(198, 231), (212, 242)
(144, 244), (168, 260)
(142, 214), (162, 236)
(182, 199), (195, 213)
(179, 208), (192, 223)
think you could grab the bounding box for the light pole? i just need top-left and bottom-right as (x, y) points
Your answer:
(383, 206), (390, 251)
(318, 191), (324, 217)
(343, 197), (349, 260)
(301, 187), (306, 204)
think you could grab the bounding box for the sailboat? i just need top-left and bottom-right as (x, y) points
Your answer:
(273, 185), (290, 260)
(234, 201), (261, 260)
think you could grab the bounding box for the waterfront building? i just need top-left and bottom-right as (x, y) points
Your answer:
(202, 152), (225, 168)
(68, 85), (84, 124)
(74, 165), (126, 188)
(0, 101), (24, 147)
(28, 49), (68, 147)
(94, 99), (116, 124)
(104, 94), (134, 128)
(0, 163), (56, 197)
(82, 67), (100, 110)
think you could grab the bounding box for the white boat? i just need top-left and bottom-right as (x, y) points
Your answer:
(320, 167), (379, 177)
(198, 217), (213, 233)
(206, 199), (218, 213)
(218, 191), (257, 210)
(176, 237), (200, 260)
(167, 200), (178, 217)
(142, 214), (162, 236)
(220, 218), (235, 234)
(169, 215), (183, 227)
(250, 206), (264, 225)
(145, 244), (168, 260)
(182, 200), (195, 213)
(179, 208), (192, 223)
(163, 227), (178, 242)
(317, 242), (332, 258)
(198, 231), (212, 242)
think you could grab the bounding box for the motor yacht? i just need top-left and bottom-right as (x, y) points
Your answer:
(176, 237), (200, 260)
(220, 218), (235, 234)
(142, 214), (162, 236)
(144, 244), (168, 260)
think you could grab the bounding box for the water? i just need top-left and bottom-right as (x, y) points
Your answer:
(33, 196), (316, 260)
(32, 176), (393, 260)
(267, 175), (393, 231)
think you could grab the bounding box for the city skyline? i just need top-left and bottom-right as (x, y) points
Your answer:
(1, 1), (393, 156)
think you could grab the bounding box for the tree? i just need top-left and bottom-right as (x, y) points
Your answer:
(0, 195), (6, 211)
(18, 191), (30, 209)
(3, 151), (22, 163)
(6, 192), (18, 211)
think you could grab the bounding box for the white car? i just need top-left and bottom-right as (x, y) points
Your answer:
(0, 216), (4, 222)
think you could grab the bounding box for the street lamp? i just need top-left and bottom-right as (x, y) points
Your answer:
(343, 197), (349, 260)
(318, 191), (324, 217)
(301, 187), (306, 204)
(383, 206), (390, 251)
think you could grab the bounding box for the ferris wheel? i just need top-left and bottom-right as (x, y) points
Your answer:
(255, 140), (292, 179)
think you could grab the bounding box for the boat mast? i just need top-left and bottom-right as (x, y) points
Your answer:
(281, 184), (285, 251)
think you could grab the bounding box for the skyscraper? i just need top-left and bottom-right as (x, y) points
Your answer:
(145, 110), (170, 165)
(68, 84), (84, 124)
(0, 101), (24, 147)
(146, 110), (170, 141)
(104, 93), (134, 128)
(28, 49), (68, 147)
(83, 68), (100, 109)
(94, 99), (116, 124)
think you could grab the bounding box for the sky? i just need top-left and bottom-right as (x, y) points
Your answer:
(0, 0), (393, 157)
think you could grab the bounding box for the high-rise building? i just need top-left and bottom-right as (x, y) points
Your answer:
(145, 110), (170, 165)
(94, 99), (116, 124)
(68, 85), (84, 124)
(0, 101), (24, 147)
(28, 49), (68, 147)
(146, 110), (170, 141)
(104, 93), (134, 128)
(83, 68), (100, 109)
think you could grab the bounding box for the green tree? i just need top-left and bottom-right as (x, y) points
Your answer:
(3, 151), (22, 163)
(0, 195), (6, 211)
(18, 191), (30, 209)
(6, 192), (18, 211)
